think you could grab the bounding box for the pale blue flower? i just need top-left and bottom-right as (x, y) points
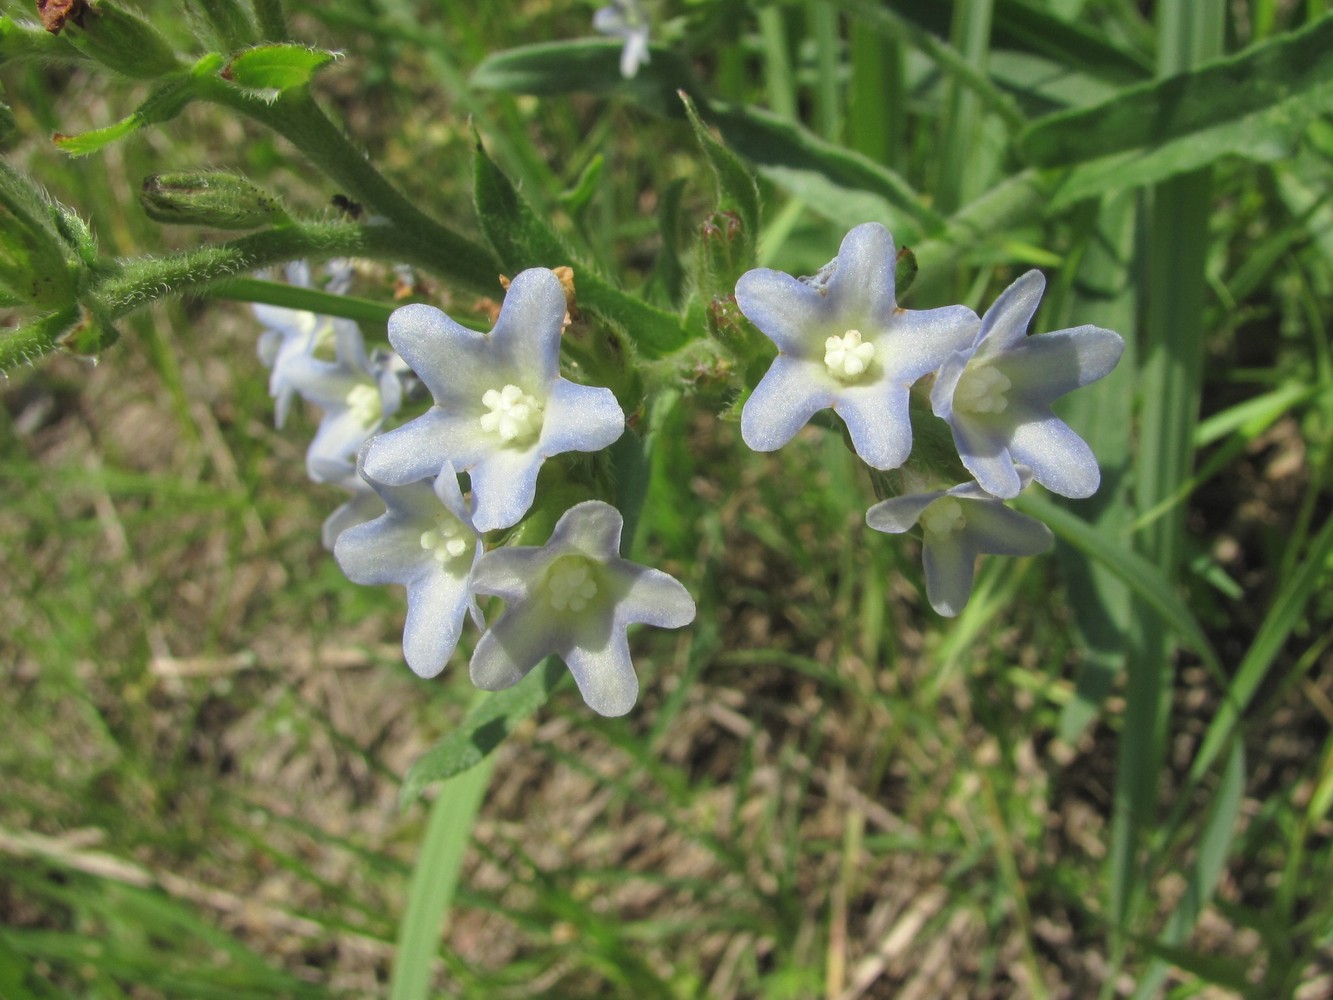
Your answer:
(282, 318), (403, 484)
(930, 270), (1124, 499)
(469, 501), (695, 717)
(334, 464), (482, 678)
(594, 0), (651, 79)
(866, 476), (1053, 617)
(321, 469), (385, 551)
(736, 223), (980, 470)
(362, 268), (626, 532)
(254, 261), (351, 428)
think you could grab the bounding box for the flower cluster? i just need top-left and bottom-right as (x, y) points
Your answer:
(736, 223), (1124, 615)
(256, 266), (695, 715)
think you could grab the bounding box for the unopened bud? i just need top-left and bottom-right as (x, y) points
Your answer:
(62, 1), (181, 79)
(141, 171), (286, 229)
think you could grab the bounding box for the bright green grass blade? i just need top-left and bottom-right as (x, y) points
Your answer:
(938, 0), (995, 213)
(1050, 192), (1137, 742)
(1186, 511), (1333, 788)
(389, 754), (496, 1000)
(808, 0), (840, 141)
(209, 276), (396, 326)
(847, 13), (901, 166)
(756, 4), (797, 121)
(1020, 14), (1333, 167)
(1015, 494), (1221, 674)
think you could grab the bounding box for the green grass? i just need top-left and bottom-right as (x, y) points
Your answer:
(3, 0), (1332, 996)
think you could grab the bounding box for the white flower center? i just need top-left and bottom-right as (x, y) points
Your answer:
(345, 382), (383, 427)
(419, 515), (471, 566)
(546, 557), (600, 613)
(480, 384), (544, 445)
(824, 329), (876, 381)
(954, 365), (1012, 414)
(920, 497), (966, 537)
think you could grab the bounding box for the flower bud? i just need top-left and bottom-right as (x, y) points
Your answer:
(62, 1), (181, 79)
(140, 171), (286, 229)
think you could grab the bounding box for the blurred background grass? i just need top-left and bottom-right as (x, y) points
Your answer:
(2, 0), (1331, 996)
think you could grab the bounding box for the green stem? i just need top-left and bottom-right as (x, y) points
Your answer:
(200, 83), (501, 293)
(93, 221), (463, 317)
(0, 306), (80, 372)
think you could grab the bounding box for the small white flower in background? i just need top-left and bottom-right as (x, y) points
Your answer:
(362, 268), (626, 532)
(594, 0), (651, 79)
(469, 501), (695, 717)
(254, 261), (352, 428)
(736, 223), (980, 471)
(334, 464), (483, 678)
(865, 474), (1053, 617)
(280, 318), (404, 484)
(931, 270), (1124, 499)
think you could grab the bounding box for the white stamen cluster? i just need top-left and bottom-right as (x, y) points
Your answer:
(547, 558), (599, 612)
(954, 365), (1012, 414)
(920, 498), (966, 537)
(480, 383), (544, 444)
(824, 329), (876, 380)
(345, 382), (383, 427)
(419, 516), (470, 566)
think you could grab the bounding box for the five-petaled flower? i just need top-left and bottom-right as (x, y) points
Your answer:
(468, 501), (696, 717)
(930, 270), (1124, 499)
(362, 268), (626, 532)
(334, 464), (483, 678)
(736, 222), (980, 470)
(594, 0), (651, 79)
(866, 475), (1053, 617)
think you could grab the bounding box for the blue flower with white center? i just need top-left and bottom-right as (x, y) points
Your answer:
(321, 469), (385, 552)
(468, 501), (695, 717)
(362, 268), (626, 532)
(281, 318), (404, 484)
(930, 270), (1125, 499)
(736, 223), (980, 471)
(866, 476), (1053, 617)
(594, 0), (651, 79)
(333, 464), (482, 679)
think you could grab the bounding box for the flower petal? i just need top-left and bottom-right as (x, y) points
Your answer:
(1006, 409), (1102, 498)
(402, 568), (471, 678)
(735, 269), (835, 354)
(387, 303), (497, 405)
(469, 446), (543, 531)
(469, 601), (556, 691)
(489, 268), (567, 384)
(826, 222), (899, 324)
(997, 326), (1125, 404)
(334, 516), (427, 587)
(957, 501), (1054, 557)
(549, 501), (625, 559)
(865, 490), (946, 534)
(741, 355), (834, 452)
(949, 415), (1024, 500)
(881, 304), (980, 382)
(361, 410), (454, 485)
(540, 380), (625, 457)
(614, 564), (696, 628)
(471, 545), (549, 600)
(836, 382), (914, 470)
(563, 637), (640, 717)
(976, 270), (1045, 355)
(922, 531), (974, 617)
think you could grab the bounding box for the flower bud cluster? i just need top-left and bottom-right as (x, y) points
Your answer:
(734, 223), (1125, 616)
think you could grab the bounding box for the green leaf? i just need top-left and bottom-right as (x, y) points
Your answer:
(679, 92), (760, 254)
(208, 277), (396, 326)
(1021, 14), (1333, 166)
(1019, 14), (1333, 205)
(398, 657), (564, 807)
(470, 39), (700, 119)
(470, 39), (940, 239)
(1015, 492), (1221, 674)
(53, 60), (215, 156)
(473, 136), (689, 356)
(224, 44), (336, 94)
